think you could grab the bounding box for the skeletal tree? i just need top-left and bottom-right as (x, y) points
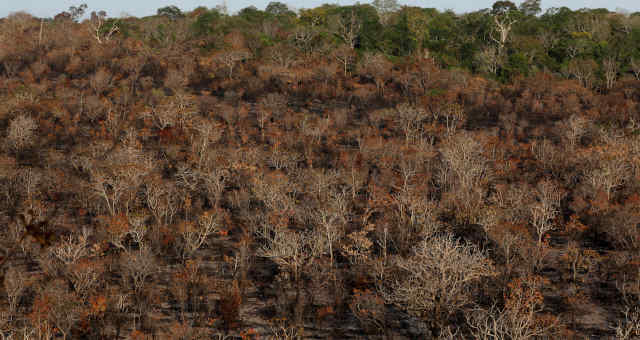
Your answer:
(258, 229), (324, 283)
(200, 168), (229, 208)
(3, 267), (27, 314)
(360, 52), (391, 96)
(585, 156), (629, 202)
(6, 114), (37, 153)
(331, 9), (361, 50)
(441, 132), (492, 190)
(475, 46), (501, 75)
(51, 229), (90, 265)
(126, 212), (148, 246)
(333, 45), (356, 77)
(395, 103), (428, 146)
(313, 189), (349, 267)
(631, 58), (640, 80)
(66, 258), (104, 298)
(382, 234), (495, 329)
(466, 276), (557, 339)
(16, 167), (41, 208)
(490, 3), (519, 56)
(216, 50), (250, 79)
(372, 0), (400, 25)
(439, 102), (466, 136)
(614, 307), (640, 340)
(90, 146), (154, 216)
(145, 179), (179, 227)
(178, 210), (221, 259)
(530, 179), (564, 246)
(566, 58), (597, 88)
(268, 44), (298, 68)
(291, 26), (319, 58)
(440, 132), (493, 223)
(89, 10), (119, 44)
(561, 115), (590, 149)
(41, 279), (82, 340)
(192, 120), (222, 170)
(310, 168), (339, 201)
(603, 56), (618, 90)
(90, 168), (130, 217)
(120, 246), (155, 295)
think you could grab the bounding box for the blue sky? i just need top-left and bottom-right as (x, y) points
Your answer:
(1, 0), (638, 19)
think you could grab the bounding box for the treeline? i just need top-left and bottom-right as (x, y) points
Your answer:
(59, 0), (640, 85)
(5, 1), (640, 86)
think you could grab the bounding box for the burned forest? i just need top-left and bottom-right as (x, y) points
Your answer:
(0, 1), (639, 339)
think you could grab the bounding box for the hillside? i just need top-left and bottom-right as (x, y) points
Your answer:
(0, 2), (639, 339)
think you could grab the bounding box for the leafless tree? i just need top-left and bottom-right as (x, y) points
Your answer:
(178, 210), (221, 259)
(90, 169), (130, 217)
(475, 46), (501, 74)
(561, 115), (591, 149)
(466, 278), (557, 339)
(120, 246), (156, 294)
(51, 229), (90, 265)
(530, 179), (564, 245)
(313, 189), (349, 267)
(16, 167), (41, 207)
(395, 103), (428, 146)
(3, 267), (27, 314)
(258, 229), (324, 283)
(372, 0), (400, 25)
(360, 52), (391, 96)
(530, 139), (564, 178)
(585, 154), (629, 202)
(268, 45), (298, 69)
(310, 168), (339, 201)
(268, 317), (300, 340)
(192, 120), (222, 170)
(6, 115), (37, 153)
(145, 180), (179, 227)
(291, 26), (319, 58)
(603, 56), (618, 90)
(42, 279), (82, 340)
(631, 58), (640, 80)
(200, 168), (229, 208)
(333, 45), (355, 77)
(66, 259), (104, 298)
(89, 10), (119, 44)
(90, 145), (154, 216)
(491, 10), (518, 55)
(566, 58), (597, 88)
(439, 102), (466, 136)
(267, 143), (301, 170)
(614, 307), (640, 340)
(441, 132), (491, 190)
(382, 234), (495, 328)
(126, 212), (148, 246)
(216, 50), (250, 79)
(331, 10), (361, 50)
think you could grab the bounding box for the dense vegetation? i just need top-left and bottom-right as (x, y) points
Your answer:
(0, 1), (639, 339)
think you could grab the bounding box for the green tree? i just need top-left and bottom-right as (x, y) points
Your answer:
(191, 8), (222, 37)
(68, 3), (88, 22)
(266, 2), (295, 17)
(381, 9), (417, 56)
(425, 10), (460, 66)
(157, 5), (184, 20)
(519, 0), (541, 17)
(372, 0), (400, 25)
